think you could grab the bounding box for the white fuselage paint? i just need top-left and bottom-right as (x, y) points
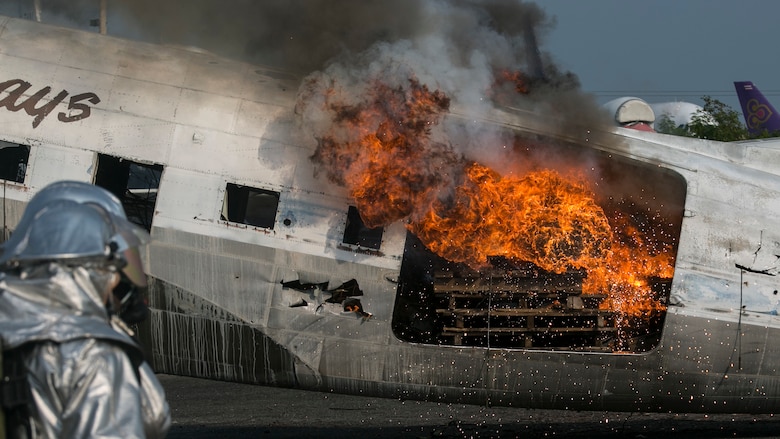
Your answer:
(2, 16), (780, 413)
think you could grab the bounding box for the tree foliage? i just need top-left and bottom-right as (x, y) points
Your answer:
(687, 96), (748, 141)
(655, 96), (780, 142)
(655, 114), (689, 137)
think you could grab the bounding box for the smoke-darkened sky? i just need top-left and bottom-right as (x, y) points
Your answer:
(10, 1), (600, 131)
(3, 0), (777, 113)
(3, 0), (553, 75)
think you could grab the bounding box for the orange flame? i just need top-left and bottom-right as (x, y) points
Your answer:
(308, 74), (675, 333)
(409, 163), (612, 274)
(496, 69), (530, 94)
(311, 77), (457, 228)
(586, 212), (675, 318)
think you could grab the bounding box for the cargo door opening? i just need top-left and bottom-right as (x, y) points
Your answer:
(392, 140), (686, 354)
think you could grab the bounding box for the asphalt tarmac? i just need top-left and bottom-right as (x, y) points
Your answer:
(158, 374), (780, 439)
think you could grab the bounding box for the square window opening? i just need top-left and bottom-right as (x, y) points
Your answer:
(343, 206), (383, 250)
(95, 154), (163, 231)
(0, 141), (30, 184)
(222, 183), (279, 229)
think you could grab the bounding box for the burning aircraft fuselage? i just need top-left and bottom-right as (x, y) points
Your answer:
(2, 16), (780, 413)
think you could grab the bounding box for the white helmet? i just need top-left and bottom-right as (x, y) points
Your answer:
(0, 181), (150, 287)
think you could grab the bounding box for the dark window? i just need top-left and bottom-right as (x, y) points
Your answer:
(95, 154), (162, 231)
(222, 183), (279, 229)
(0, 141), (30, 183)
(343, 206), (383, 250)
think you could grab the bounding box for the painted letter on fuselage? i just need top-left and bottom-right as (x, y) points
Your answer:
(58, 92), (101, 124)
(0, 78), (101, 128)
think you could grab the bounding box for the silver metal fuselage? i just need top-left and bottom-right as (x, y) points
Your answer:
(1, 16), (779, 413)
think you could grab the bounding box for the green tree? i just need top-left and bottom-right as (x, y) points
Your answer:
(653, 96), (780, 141)
(687, 96), (748, 141)
(655, 114), (689, 137)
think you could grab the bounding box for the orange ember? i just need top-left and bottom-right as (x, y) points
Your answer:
(496, 69), (531, 94)
(308, 74), (675, 332)
(586, 213), (676, 318)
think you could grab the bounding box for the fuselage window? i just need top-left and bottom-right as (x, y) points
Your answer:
(343, 205), (383, 250)
(222, 183), (279, 229)
(0, 141), (30, 184)
(95, 154), (162, 231)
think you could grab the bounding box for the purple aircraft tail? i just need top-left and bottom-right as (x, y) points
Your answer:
(734, 81), (780, 134)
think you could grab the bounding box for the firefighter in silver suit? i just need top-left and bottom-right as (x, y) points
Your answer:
(0, 181), (170, 438)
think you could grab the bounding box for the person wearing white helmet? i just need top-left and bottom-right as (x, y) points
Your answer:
(0, 181), (170, 438)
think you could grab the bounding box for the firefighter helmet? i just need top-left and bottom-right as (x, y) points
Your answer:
(0, 181), (149, 287)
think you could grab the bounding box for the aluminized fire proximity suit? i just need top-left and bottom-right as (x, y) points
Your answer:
(0, 181), (170, 438)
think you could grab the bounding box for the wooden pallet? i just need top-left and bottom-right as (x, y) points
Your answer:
(433, 268), (615, 350)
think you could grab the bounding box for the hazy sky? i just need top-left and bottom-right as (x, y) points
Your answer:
(539, 0), (779, 112)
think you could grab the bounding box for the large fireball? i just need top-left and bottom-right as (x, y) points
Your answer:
(301, 72), (675, 328)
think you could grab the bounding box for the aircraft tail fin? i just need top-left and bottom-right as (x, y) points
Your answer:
(734, 81), (780, 134)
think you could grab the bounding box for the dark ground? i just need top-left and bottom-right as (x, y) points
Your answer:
(158, 374), (780, 439)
